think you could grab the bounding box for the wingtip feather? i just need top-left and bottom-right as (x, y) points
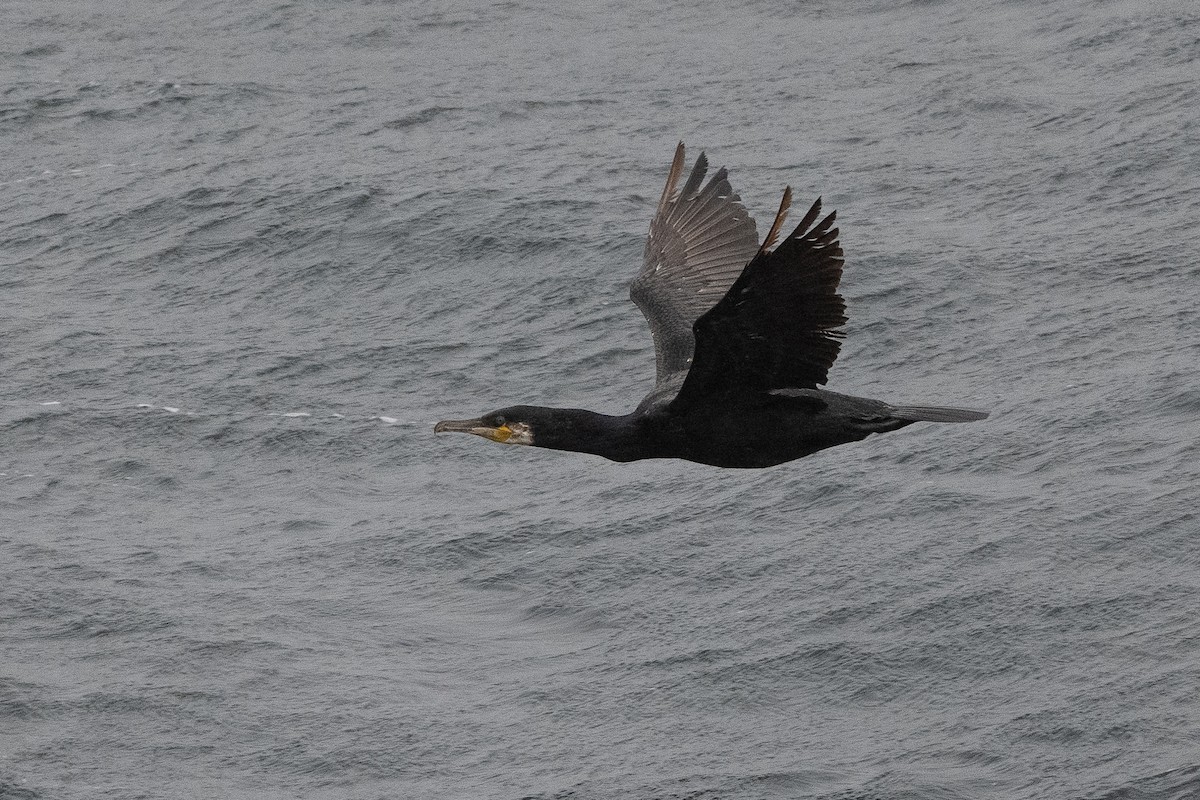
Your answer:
(761, 186), (792, 253)
(657, 142), (687, 211)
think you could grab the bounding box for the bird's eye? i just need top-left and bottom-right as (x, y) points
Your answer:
(494, 415), (506, 426)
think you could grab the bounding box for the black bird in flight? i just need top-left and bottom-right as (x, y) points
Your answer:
(435, 144), (987, 468)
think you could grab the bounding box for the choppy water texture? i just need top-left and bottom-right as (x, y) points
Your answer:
(4, 0), (1200, 798)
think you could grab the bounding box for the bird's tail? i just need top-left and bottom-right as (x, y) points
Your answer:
(889, 405), (989, 423)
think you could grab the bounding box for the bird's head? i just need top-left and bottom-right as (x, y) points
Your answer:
(435, 405), (638, 461)
(433, 406), (538, 446)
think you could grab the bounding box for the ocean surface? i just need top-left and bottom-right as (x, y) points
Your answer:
(3, 0), (1199, 798)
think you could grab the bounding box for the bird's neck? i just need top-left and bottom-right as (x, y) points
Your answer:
(533, 408), (645, 463)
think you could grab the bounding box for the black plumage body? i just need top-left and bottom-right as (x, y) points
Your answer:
(493, 390), (968, 468)
(434, 144), (987, 468)
(646, 390), (912, 469)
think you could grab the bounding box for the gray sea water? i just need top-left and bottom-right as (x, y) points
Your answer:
(4, 0), (1199, 798)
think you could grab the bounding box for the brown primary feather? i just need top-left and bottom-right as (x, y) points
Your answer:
(656, 141), (687, 212)
(759, 186), (792, 253)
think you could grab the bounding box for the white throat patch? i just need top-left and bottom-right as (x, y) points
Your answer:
(502, 421), (534, 446)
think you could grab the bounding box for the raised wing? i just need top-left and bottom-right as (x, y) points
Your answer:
(668, 192), (847, 412)
(630, 143), (760, 393)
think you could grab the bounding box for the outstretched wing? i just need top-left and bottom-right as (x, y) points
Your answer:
(668, 192), (846, 412)
(630, 143), (760, 394)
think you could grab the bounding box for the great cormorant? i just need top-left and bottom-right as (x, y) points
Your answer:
(434, 144), (987, 468)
